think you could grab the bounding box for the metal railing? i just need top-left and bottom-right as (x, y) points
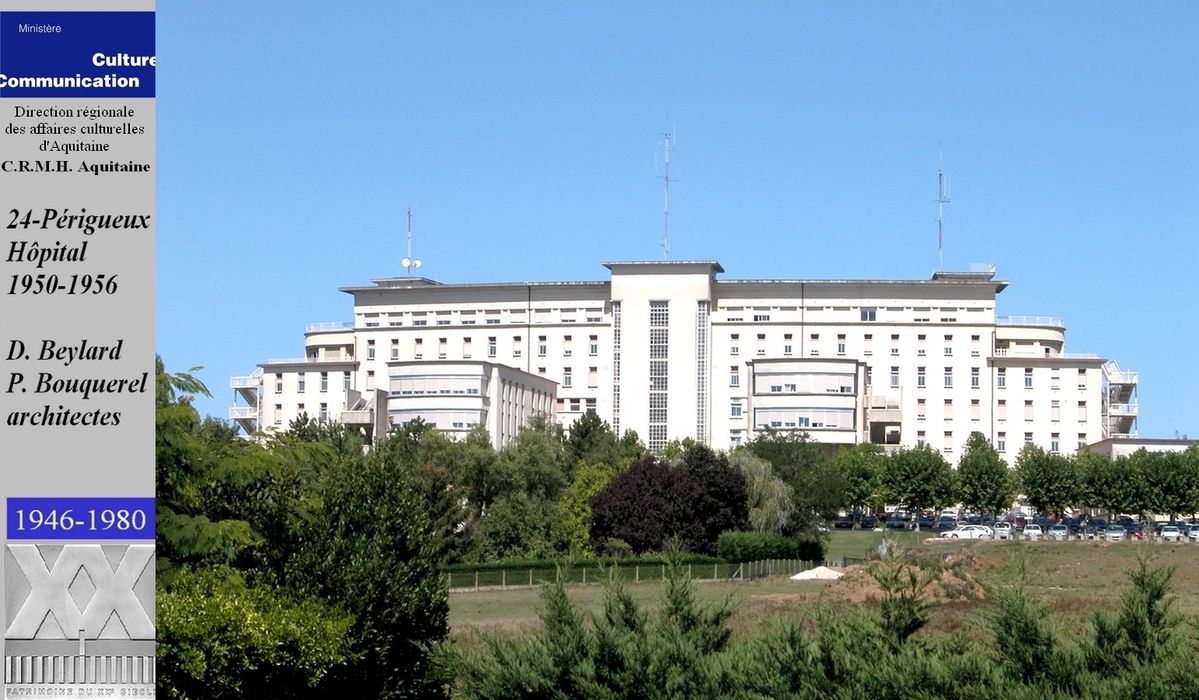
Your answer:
(228, 406), (258, 419)
(996, 315), (1065, 328)
(1108, 402), (1139, 416)
(229, 375), (259, 389)
(306, 321), (354, 333)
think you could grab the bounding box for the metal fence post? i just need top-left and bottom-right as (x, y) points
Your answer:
(502, 570), (506, 589)
(583, 567), (587, 584)
(474, 571), (479, 592)
(635, 565), (639, 583)
(529, 569), (533, 586)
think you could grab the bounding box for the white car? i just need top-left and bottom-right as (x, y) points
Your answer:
(1024, 524), (1043, 541)
(994, 522), (1013, 540)
(1188, 526), (1199, 543)
(1105, 528), (1126, 542)
(1159, 526), (1182, 542)
(1048, 524), (1070, 541)
(940, 524), (993, 540)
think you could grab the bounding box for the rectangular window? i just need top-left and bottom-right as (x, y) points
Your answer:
(1051, 368), (1060, 390)
(730, 366), (739, 387)
(414, 338), (423, 360)
(366, 371), (374, 391)
(343, 371), (351, 391)
(758, 333), (768, 357)
(997, 433), (1006, 452)
(1078, 368), (1088, 391)
(319, 403), (328, 422)
(274, 404), (283, 425)
(513, 336), (523, 357)
(1024, 400), (1034, 421)
(487, 337), (497, 358)
(589, 336), (599, 356)
(391, 339), (399, 360)
(297, 403), (305, 415)
(320, 372), (328, 393)
(997, 368), (1006, 388)
(837, 334), (846, 356)
(1078, 401), (1087, 422)
(997, 399), (1007, 421)
(971, 399), (980, 422)
(588, 366), (598, 388)
(563, 336), (573, 357)
(944, 431), (953, 454)
(538, 336), (547, 357)
(367, 340), (375, 360)
(563, 367), (572, 388)
(861, 307), (877, 322)
(730, 333), (739, 356)
(1051, 399), (1061, 422)
(730, 401), (742, 417)
(297, 372), (306, 392)
(275, 373), (283, 393)
(865, 367), (873, 386)
(438, 338), (447, 359)
(463, 337), (472, 358)
(917, 430), (926, 447)
(1024, 431), (1033, 446)
(917, 367), (926, 387)
(1078, 433), (1088, 450)
(753, 313), (770, 322)
(1024, 368), (1033, 388)
(1051, 433), (1060, 454)
(917, 398), (926, 420)
(971, 367), (980, 388)
(944, 399), (953, 421)
(890, 366), (899, 387)
(944, 367), (953, 388)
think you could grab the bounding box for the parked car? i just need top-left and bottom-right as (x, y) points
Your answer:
(1105, 528), (1125, 542)
(1048, 524), (1070, 541)
(884, 517), (907, 530)
(861, 515), (878, 530)
(941, 525), (993, 540)
(1187, 525), (1199, 543)
(1023, 524), (1044, 541)
(1159, 526), (1183, 542)
(834, 516), (854, 529)
(994, 522), (1013, 540)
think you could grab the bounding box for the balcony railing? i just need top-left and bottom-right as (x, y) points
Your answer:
(341, 410), (373, 424)
(996, 315), (1065, 328)
(1108, 370), (1138, 384)
(229, 375), (260, 389)
(1108, 402), (1139, 416)
(306, 321), (354, 333)
(229, 406), (258, 420)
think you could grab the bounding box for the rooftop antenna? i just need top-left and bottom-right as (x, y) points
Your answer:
(402, 205), (422, 277)
(934, 155), (950, 271)
(659, 129), (674, 259)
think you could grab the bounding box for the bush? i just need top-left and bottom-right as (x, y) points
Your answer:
(717, 531), (824, 563)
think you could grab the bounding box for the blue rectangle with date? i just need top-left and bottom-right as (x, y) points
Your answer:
(7, 497), (154, 540)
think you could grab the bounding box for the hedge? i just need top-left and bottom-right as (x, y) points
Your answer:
(717, 531), (825, 563)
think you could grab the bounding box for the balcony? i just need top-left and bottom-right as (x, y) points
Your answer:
(1108, 402), (1139, 417)
(306, 321), (354, 333)
(342, 409), (373, 425)
(229, 406), (258, 420)
(996, 315), (1065, 328)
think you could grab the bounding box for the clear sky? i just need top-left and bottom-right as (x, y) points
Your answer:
(157, 2), (1198, 438)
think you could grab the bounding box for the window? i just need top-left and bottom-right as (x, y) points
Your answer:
(563, 336), (573, 357)
(783, 333), (793, 356)
(865, 366), (873, 386)
(944, 345), (953, 357)
(343, 371), (351, 391)
(1024, 431), (1033, 446)
(861, 307), (877, 322)
(563, 367), (572, 388)
(730, 401), (743, 417)
(391, 339), (399, 360)
(997, 399), (1007, 421)
(366, 371), (375, 391)
(297, 403), (305, 415)
(944, 399), (953, 421)
(1077, 401), (1087, 422)
(917, 367), (926, 387)
(997, 368), (1006, 388)
(297, 372), (306, 392)
(971, 399), (980, 421)
(997, 433), (1006, 452)
(1024, 400), (1034, 421)
(971, 367), (980, 388)
(538, 336), (547, 357)
(730, 431), (744, 448)
(1051, 368), (1060, 390)
(588, 366), (598, 388)
(944, 431), (954, 454)
(917, 430), (926, 447)
(589, 335), (599, 356)
(758, 333), (768, 356)
(730, 333), (739, 356)
(730, 366), (740, 387)
(513, 336), (522, 357)
(367, 340), (376, 360)
(971, 335), (981, 358)
(487, 337), (497, 357)
(319, 403), (328, 422)
(537, 367), (546, 375)
(1051, 399), (1061, 422)
(917, 398), (927, 420)
(837, 334), (846, 356)
(1051, 433), (1060, 454)
(319, 372), (328, 393)
(463, 337), (472, 358)
(863, 334), (873, 356)
(275, 373), (283, 393)
(438, 338), (447, 359)
(414, 338), (423, 360)
(917, 334), (927, 357)
(1078, 368), (1087, 391)
(890, 366), (899, 387)
(944, 367), (953, 388)
(1024, 368), (1033, 388)
(274, 404), (283, 425)
(1078, 433), (1088, 450)
(753, 313), (770, 322)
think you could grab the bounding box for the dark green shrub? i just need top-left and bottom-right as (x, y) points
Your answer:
(717, 531), (824, 563)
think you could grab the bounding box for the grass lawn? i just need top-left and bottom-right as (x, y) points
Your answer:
(450, 535), (1199, 645)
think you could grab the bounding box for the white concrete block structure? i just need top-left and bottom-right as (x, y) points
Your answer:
(230, 260), (1139, 461)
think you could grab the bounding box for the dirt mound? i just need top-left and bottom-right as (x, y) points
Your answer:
(818, 551), (986, 606)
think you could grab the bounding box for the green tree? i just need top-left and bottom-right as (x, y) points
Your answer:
(566, 410), (621, 467)
(479, 492), (567, 561)
(1142, 448), (1199, 520)
(558, 460), (626, 555)
(729, 449), (795, 534)
(291, 436), (449, 699)
(880, 445), (955, 525)
(956, 432), (1015, 516)
(831, 443), (886, 520)
(1078, 450), (1145, 517)
(1015, 444), (1079, 518)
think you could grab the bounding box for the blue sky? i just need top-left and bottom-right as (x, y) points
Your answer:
(157, 2), (1198, 438)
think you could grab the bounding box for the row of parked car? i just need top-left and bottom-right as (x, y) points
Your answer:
(834, 512), (1199, 543)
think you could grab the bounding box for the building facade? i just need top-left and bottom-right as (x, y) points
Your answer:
(230, 260), (1139, 461)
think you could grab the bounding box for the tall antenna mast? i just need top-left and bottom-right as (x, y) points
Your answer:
(401, 205), (422, 277)
(660, 131), (674, 259)
(934, 160), (950, 271)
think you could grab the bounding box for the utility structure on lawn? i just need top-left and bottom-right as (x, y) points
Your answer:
(230, 260), (1138, 458)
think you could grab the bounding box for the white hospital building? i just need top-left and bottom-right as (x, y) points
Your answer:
(229, 260), (1138, 459)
